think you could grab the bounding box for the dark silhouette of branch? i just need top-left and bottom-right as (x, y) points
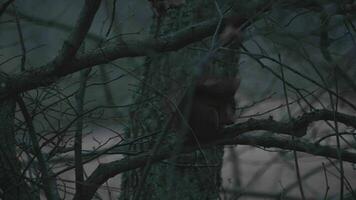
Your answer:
(2, 1), (354, 101)
(52, 0), (102, 68)
(73, 67), (91, 200)
(77, 109), (356, 200)
(0, 0), (102, 102)
(16, 97), (60, 200)
(79, 134), (356, 200)
(4, 16), (223, 98)
(224, 109), (356, 137)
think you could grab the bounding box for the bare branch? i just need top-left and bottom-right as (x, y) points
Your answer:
(73, 68), (91, 199)
(5, 16), (222, 98)
(224, 109), (356, 137)
(77, 109), (356, 200)
(16, 97), (60, 200)
(52, 0), (101, 68)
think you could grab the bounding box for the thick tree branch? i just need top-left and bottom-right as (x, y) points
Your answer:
(224, 109), (356, 137)
(0, 0), (102, 101)
(79, 135), (356, 200)
(3, 17), (222, 99)
(78, 109), (356, 200)
(223, 135), (356, 162)
(0, 0), (101, 99)
(1, 0), (352, 100)
(52, 0), (101, 68)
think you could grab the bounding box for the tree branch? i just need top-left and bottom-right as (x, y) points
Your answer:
(16, 97), (60, 200)
(2, 0), (352, 100)
(3, 16), (222, 100)
(0, 1), (102, 101)
(224, 109), (356, 137)
(52, 0), (101, 68)
(77, 109), (356, 200)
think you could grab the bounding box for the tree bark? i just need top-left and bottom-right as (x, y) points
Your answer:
(120, 1), (239, 199)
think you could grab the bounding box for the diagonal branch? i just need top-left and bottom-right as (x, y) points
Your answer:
(79, 135), (356, 200)
(224, 109), (356, 137)
(2, 1), (354, 100)
(77, 109), (356, 200)
(0, 0), (102, 100)
(52, 0), (102, 68)
(16, 97), (60, 200)
(4, 16), (222, 99)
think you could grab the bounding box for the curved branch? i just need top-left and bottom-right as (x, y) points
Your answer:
(78, 109), (356, 200)
(2, 1), (352, 100)
(224, 109), (356, 137)
(79, 135), (356, 200)
(53, 0), (102, 67)
(0, 0), (103, 99)
(4, 17), (222, 99)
